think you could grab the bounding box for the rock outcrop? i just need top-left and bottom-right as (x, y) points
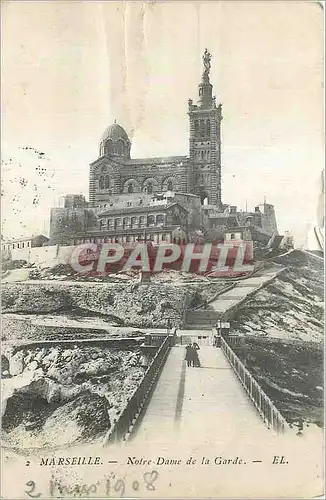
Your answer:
(1, 345), (152, 450)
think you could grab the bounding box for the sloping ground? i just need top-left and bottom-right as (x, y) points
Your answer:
(233, 337), (323, 426)
(232, 250), (324, 426)
(1, 345), (152, 451)
(2, 282), (192, 328)
(29, 264), (213, 283)
(2, 281), (228, 329)
(232, 251), (323, 342)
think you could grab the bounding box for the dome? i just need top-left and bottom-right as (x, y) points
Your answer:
(100, 123), (130, 143)
(99, 122), (131, 158)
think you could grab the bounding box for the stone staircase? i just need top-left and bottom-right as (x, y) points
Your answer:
(184, 265), (285, 329)
(185, 309), (219, 329)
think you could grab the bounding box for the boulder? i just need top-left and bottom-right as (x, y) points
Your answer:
(42, 392), (111, 442)
(34, 348), (47, 364)
(77, 358), (114, 378)
(42, 348), (60, 367)
(24, 360), (38, 372)
(9, 351), (24, 376)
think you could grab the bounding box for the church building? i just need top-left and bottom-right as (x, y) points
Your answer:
(89, 49), (222, 209)
(49, 50), (279, 248)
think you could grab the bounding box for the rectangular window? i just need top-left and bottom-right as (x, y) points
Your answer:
(131, 217), (138, 228)
(156, 214), (164, 226)
(148, 215), (155, 227)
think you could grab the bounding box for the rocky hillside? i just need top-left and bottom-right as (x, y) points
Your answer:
(2, 280), (228, 329)
(233, 251), (323, 342)
(2, 282), (191, 328)
(232, 250), (324, 427)
(2, 345), (152, 451)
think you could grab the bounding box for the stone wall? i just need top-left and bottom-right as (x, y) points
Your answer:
(90, 156), (190, 207)
(50, 207), (97, 245)
(10, 245), (76, 268)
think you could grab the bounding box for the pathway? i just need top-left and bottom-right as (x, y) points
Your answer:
(186, 265), (284, 326)
(133, 345), (274, 446)
(209, 265), (283, 314)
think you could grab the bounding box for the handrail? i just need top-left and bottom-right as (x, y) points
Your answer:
(103, 334), (172, 445)
(220, 336), (287, 434)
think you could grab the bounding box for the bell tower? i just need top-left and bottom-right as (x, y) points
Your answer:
(188, 49), (222, 207)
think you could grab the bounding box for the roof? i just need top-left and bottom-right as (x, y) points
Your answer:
(100, 123), (130, 143)
(3, 234), (49, 243)
(70, 225), (187, 238)
(125, 155), (188, 166)
(98, 202), (188, 217)
(90, 154), (189, 168)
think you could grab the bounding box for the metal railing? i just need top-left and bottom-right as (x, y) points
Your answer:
(226, 335), (244, 346)
(103, 334), (172, 445)
(220, 336), (287, 434)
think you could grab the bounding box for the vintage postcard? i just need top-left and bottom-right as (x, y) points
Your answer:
(1, 1), (324, 498)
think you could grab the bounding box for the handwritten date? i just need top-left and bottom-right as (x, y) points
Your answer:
(25, 471), (159, 498)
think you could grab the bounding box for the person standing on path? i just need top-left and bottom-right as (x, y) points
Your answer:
(192, 342), (201, 367)
(185, 344), (195, 367)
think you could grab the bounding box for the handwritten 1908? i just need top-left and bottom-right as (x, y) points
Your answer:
(24, 471), (159, 498)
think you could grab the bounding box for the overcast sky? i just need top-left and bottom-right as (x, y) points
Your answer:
(1, 1), (324, 245)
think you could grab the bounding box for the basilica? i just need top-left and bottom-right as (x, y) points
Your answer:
(49, 50), (278, 248)
(89, 48), (222, 209)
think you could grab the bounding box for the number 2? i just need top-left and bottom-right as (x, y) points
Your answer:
(25, 481), (41, 498)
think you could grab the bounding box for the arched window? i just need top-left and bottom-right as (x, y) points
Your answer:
(105, 140), (113, 154)
(167, 180), (173, 191)
(147, 183), (153, 194)
(230, 233), (235, 240)
(206, 119), (211, 136)
(99, 176), (105, 189)
(117, 140), (123, 155)
(131, 216), (138, 227)
(201, 151), (204, 160)
(104, 176), (110, 189)
(140, 216), (146, 226)
(200, 119), (205, 137)
(195, 120), (199, 135)
(128, 184), (133, 194)
(148, 215), (155, 226)
(156, 214), (164, 226)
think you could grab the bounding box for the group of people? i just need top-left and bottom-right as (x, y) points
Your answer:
(185, 342), (201, 367)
